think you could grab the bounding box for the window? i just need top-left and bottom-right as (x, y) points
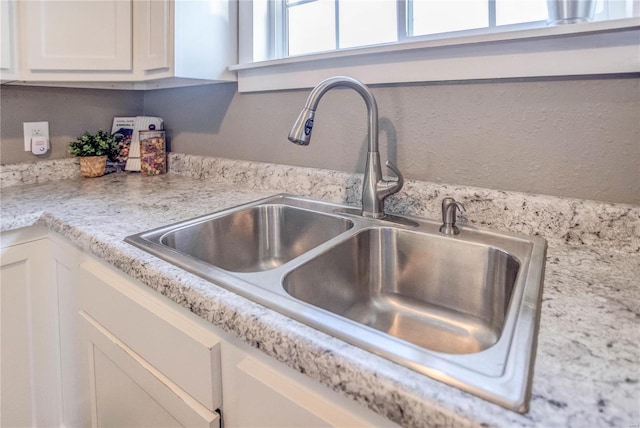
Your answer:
(233, 0), (640, 92)
(286, 0), (398, 56)
(275, 0), (636, 58)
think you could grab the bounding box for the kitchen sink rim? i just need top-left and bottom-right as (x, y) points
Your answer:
(124, 193), (547, 413)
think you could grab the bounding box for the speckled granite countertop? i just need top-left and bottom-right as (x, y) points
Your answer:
(1, 154), (638, 428)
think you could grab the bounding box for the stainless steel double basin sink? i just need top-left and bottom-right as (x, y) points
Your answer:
(126, 194), (546, 412)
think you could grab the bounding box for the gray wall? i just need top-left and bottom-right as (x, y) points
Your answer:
(0, 85), (143, 164)
(2, 77), (639, 204)
(144, 77), (640, 205)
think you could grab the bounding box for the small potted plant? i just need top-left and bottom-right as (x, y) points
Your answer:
(69, 130), (118, 177)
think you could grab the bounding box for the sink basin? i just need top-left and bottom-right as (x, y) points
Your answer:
(283, 227), (519, 355)
(159, 204), (353, 272)
(126, 194), (546, 413)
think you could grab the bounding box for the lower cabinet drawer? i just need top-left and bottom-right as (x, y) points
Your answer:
(78, 259), (222, 412)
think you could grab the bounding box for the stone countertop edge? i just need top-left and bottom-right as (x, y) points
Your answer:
(0, 154), (637, 428)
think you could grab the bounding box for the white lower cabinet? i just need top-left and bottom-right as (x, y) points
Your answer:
(82, 312), (218, 428)
(50, 235), (92, 428)
(0, 228), (59, 427)
(0, 228), (396, 428)
(225, 356), (380, 428)
(78, 259), (221, 428)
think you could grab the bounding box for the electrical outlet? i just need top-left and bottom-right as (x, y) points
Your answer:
(23, 121), (49, 151)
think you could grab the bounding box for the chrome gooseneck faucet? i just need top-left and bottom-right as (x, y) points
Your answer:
(288, 76), (403, 219)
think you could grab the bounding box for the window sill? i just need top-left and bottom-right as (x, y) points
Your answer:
(231, 18), (640, 92)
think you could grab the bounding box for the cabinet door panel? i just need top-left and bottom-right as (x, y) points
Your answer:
(25, 0), (132, 71)
(1, 0), (17, 78)
(92, 346), (182, 428)
(0, 239), (58, 428)
(134, 0), (171, 73)
(232, 357), (374, 428)
(51, 240), (92, 428)
(0, 257), (33, 427)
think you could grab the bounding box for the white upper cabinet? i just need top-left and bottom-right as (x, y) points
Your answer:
(134, 0), (171, 74)
(8, 0), (236, 88)
(1, 0), (18, 81)
(24, 1), (132, 71)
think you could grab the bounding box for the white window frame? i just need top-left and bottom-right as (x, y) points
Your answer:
(233, 1), (640, 93)
(280, 0), (543, 56)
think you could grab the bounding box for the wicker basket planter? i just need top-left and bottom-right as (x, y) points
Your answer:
(79, 155), (108, 178)
(69, 130), (116, 178)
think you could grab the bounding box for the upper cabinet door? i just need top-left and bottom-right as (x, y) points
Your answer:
(134, 0), (171, 73)
(24, 0), (132, 71)
(1, 0), (18, 80)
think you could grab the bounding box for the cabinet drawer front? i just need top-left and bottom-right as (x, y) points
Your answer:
(79, 260), (222, 412)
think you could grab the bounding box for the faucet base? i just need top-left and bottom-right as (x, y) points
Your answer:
(361, 210), (387, 220)
(439, 224), (461, 235)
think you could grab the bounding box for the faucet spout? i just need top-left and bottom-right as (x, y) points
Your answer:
(288, 76), (379, 153)
(288, 76), (403, 219)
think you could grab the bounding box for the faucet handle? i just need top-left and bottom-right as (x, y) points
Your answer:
(384, 160), (404, 194)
